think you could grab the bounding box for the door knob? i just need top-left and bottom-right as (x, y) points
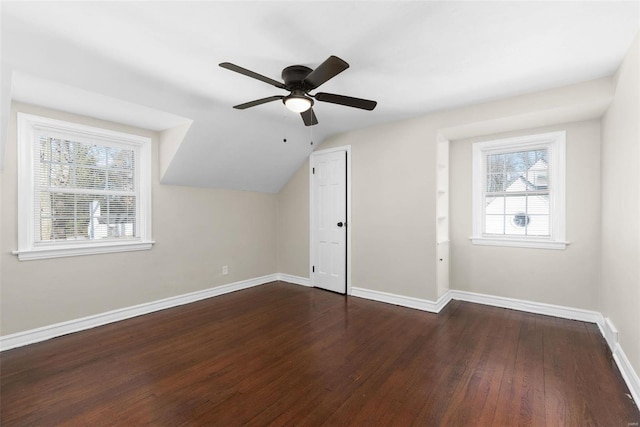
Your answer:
(337, 222), (344, 227)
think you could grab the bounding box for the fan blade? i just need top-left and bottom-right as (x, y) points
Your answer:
(300, 108), (318, 126)
(303, 56), (349, 90)
(315, 92), (377, 111)
(233, 96), (283, 110)
(220, 62), (286, 89)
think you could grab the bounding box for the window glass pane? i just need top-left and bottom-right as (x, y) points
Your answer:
(61, 194), (138, 241)
(511, 212), (530, 228)
(107, 170), (134, 191)
(39, 217), (53, 241)
(505, 195), (527, 214)
(487, 149), (548, 193)
(74, 143), (105, 166)
(50, 139), (74, 164)
(526, 160), (548, 189)
(49, 193), (75, 218)
(527, 195), (549, 215)
(108, 147), (135, 169)
(526, 215), (550, 236)
(485, 215), (505, 235)
(44, 163), (73, 188)
(506, 215), (527, 235)
(487, 153), (505, 173)
(75, 166), (106, 190)
(485, 196), (504, 214)
(487, 173), (508, 192)
(107, 195), (136, 238)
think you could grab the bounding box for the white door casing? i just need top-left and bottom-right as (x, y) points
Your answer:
(310, 146), (351, 294)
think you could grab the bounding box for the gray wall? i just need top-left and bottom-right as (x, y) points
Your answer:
(1, 103), (278, 335)
(601, 35), (640, 381)
(277, 161), (309, 279)
(449, 120), (601, 309)
(277, 78), (613, 304)
(316, 119), (439, 300)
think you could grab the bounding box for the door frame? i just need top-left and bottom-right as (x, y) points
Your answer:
(309, 145), (352, 295)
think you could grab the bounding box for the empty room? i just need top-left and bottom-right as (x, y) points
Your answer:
(1, 1), (639, 425)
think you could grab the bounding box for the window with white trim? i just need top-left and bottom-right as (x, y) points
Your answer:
(471, 131), (567, 250)
(14, 113), (154, 260)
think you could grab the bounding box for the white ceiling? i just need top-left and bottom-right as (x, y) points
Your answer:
(2, 1), (638, 193)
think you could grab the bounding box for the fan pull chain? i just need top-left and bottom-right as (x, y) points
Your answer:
(309, 118), (314, 146)
(282, 103), (288, 143)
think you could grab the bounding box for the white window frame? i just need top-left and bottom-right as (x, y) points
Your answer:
(13, 113), (154, 261)
(471, 131), (567, 250)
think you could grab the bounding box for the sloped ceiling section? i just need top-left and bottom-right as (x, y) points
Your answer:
(1, 2), (638, 193)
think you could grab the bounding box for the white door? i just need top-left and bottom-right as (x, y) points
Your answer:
(311, 149), (348, 294)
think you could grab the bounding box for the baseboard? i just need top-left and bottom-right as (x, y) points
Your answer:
(600, 316), (640, 406)
(0, 273), (278, 352)
(602, 317), (619, 350)
(612, 342), (640, 405)
(351, 287), (451, 313)
(448, 289), (603, 324)
(277, 273), (311, 287)
(350, 287), (603, 324)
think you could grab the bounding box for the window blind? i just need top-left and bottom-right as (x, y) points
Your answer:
(34, 134), (138, 243)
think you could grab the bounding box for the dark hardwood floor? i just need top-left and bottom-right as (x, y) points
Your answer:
(1, 281), (638, 426)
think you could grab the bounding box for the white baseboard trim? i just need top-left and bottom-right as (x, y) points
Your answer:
(612, 342), (640, 406)
(448, 290), (603, 324)
(0, 273), (278, 352)
(602, 317), (619, 350)
(351, 287), (451, 313)
(598, 316), (640, 406)
(277, 273), (311, 287)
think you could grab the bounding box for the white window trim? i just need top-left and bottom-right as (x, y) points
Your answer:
(13, 113), (154, 261)
(471, 131), (568, 250)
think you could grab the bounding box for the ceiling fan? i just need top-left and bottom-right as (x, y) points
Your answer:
(219, 55), (377, 126)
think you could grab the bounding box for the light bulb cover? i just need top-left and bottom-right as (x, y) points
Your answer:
(283, 94), (313, 113)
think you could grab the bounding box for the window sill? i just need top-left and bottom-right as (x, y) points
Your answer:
(12, 240), (155, 261)
(470, 237), (568, 250)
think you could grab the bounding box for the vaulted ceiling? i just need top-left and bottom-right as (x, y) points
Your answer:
(2, 1), (638, 193)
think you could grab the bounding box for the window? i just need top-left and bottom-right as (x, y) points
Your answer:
(471, 131), (567, 249)
(14, 113), (154, 260)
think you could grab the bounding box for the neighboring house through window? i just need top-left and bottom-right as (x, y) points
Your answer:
(471, 131), (567, 249)
(14, 113), (154, 260)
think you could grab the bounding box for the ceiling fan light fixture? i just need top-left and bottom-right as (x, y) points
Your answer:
(220, 56), (376, 126)
(284, 94), (313, 113)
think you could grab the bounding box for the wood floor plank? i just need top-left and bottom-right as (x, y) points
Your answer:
(435, 306), (520, 426)
(410, 303), (514, 425)
(335, 301), (461, 426)
(1, 282), (638, 426)
(489, 311), (546, 426)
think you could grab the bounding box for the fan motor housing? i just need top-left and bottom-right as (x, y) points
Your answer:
(282, 65), (313, 89)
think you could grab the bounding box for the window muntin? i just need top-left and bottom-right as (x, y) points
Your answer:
(471, 131), (566, 250)
(15, 113), (153, 260)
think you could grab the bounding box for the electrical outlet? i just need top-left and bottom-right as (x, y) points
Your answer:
(222, 265), (228, 275)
